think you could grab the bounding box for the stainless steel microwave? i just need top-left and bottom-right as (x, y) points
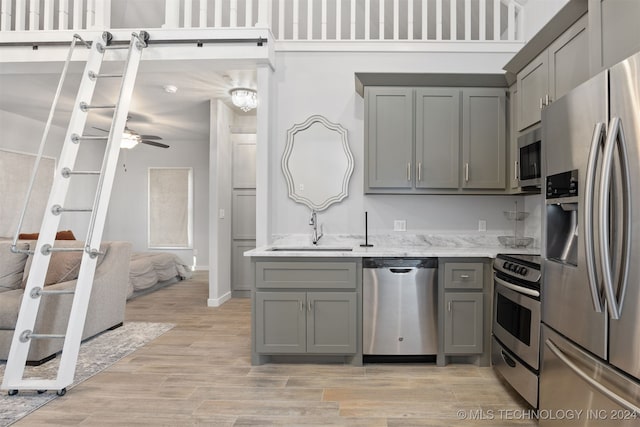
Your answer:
(518, 128), (542, 188)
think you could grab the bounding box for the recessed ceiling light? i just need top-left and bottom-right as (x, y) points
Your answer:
(163, 84), (178, 94)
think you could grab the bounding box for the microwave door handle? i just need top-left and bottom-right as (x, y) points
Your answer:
(600, 118), (632, 320)
(495, 276), (540, 298)
(545, 339), (640, 414)
(584, 122), (606, 313)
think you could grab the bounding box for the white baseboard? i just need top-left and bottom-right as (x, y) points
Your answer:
(193, 265), (209, 271)
(208, 291), (231, 307)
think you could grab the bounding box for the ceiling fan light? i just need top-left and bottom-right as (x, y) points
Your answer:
(120, 132), (139, 149)
(230, 88), (257, 112)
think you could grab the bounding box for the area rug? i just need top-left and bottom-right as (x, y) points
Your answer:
(0, 321), (174, 427)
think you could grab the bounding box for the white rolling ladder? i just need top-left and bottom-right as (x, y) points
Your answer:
(1, 30), (149, 396)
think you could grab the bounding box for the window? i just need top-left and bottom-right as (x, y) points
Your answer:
(148, 167), (193, 249)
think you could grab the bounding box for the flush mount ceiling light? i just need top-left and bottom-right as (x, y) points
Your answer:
(163, 84), (178, 94)
(120, 130), (140, 149)
(230, 88), (257, 112)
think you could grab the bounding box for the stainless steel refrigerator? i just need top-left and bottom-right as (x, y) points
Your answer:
(541, 51), (640, 425)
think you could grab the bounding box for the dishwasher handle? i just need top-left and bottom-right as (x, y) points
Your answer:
(389, 268), (414, 274)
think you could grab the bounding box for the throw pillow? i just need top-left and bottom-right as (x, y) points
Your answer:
(18, 230), (76, 240)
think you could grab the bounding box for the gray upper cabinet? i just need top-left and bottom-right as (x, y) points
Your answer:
(365, 86), (507, 194)
(516, 14), (589, 132)
(415, 88), (460, 189)
(365, 87), (413, 189)
(589, 0), (640, 74)
(462, 89), (506, 189)
(517, 51), (549, 131)
(509, 85), (520, 190)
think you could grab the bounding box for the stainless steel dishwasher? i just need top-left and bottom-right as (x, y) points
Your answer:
(363, 258), (438, 355)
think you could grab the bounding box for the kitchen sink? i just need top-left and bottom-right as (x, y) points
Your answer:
(268, 247), (353, 252)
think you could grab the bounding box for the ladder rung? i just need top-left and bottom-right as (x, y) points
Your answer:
(39, 244), (104, 258)
(19, 330), (65, 342)
(51, 204), (92, 215)
(79, 101), (115, 112)
(61, 167), (101, 178)
(102, 44), (129, 50)
(10, 245), (34, 255)
(71, 134), (108, 143)
(30, 287), (75, 298)
(88, 71), (123, 80)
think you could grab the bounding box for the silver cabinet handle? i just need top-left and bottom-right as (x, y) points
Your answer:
(417, 162), (422, 182)
(464, 163), (469, 182)
(448, 301), (452, 312)
(460, 274), (470, 279)
(599, 117), (632, 320)
(299, 300), (304, 312)
(584, 122), (606, 313)
(545, 94), (551, 105)
(546, 338), (640, 414)
(407, 162), (411, 182)
(308, 301), (313, 313)
(540, 97), (544, 109)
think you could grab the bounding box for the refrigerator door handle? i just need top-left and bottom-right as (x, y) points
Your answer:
(584, 121), (606, 313)
(599, 117), (632, 320)
(546, 338), (640, 414)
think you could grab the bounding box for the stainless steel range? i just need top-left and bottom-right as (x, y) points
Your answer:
(491, 253), (541, 408)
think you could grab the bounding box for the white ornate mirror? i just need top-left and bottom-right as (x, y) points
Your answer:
(282, 115), (354, 211)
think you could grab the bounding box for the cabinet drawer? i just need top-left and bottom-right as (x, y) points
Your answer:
(256, 261), (357, 289)
(444, 262), (483, 289)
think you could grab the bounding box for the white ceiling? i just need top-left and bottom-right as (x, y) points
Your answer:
(0, 60), (257, 144)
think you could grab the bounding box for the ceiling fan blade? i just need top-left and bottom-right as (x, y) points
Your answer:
(92, 126), (110, 133)
(139, 134), (162, 140)
(141, 140), (170, 148)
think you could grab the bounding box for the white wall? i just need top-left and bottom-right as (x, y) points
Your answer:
(521, 0), (570, 41)
(270, 50), (527, 239)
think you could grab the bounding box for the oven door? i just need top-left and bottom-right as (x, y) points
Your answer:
(493, 274), (541, 370)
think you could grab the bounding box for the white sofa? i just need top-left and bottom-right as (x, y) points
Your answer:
(0, 239), (131, 364)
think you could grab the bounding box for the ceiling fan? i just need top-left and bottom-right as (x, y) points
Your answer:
(92, 120), (170, 149)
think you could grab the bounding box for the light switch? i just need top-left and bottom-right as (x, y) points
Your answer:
(478, 220), (486, 232)
(219, 209), (225, 219)
(394, 220), (406, 232)
(298, 183), (304, 191)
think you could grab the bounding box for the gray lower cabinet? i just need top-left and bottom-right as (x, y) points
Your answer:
(252, 259), (361, 365)
(438, 259), (491, 366)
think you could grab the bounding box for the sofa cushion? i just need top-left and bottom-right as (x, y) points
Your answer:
(0, 289), (22, 329)
(0, 241), (29, 292)
(22, 241), (107, 288)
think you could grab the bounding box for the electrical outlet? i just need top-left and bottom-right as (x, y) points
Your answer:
(394, 220), (406, 232)
(298, 183), (305, 191)
(219, 209), (225, 219)
(478, 220), (487, 232)
(193, 249), (198, 256)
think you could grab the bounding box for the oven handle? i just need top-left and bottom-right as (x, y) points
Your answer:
(495, 276), (540, 298)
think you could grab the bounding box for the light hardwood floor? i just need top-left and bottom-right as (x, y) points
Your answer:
(18, 271), (537, 426)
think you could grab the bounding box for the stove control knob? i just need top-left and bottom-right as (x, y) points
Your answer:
(520, 267), (528, 275)
(503, 262), (511, 270)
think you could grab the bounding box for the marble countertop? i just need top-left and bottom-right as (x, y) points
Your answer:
(244, 233), (540, 258)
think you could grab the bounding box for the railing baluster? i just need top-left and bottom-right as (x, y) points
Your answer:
(321, 0), (326, 40)
(407, 0), (413, 40)
(293, 0), (299, 39)
(95, 0), (110, 28)
(364, 0), (370, 40)
(183, 0), (192, 28)
(450, 0), (457, 40)
(350, 0), (356, 40)
(231, 0), (238, 27)
(73, 0), (82, 29)
(278, 0), (284, 39)
(422, 0), (428, 40)
(479, 0), (486, 41)
(1, 0), (12, 31)
(85, 0), (94, 29)
(436, 0), (442, 41)
(379, 0), (384, 40)
(493, 0), (500, 40)
(393, 0), (398, 40)
(465, 0), (471, 40)
(58, 0), (68, 30)
(307, 0), (312, 39)
(508, 0), (515, 41)
(164, 0), (179, 28)
(336, 0), (342, 40)
(29, 0), (39, 30)
(15, 0), (25, 31)
(245, 0), (252, 27)
(199, 0), (207, 27)
(214, 0), (222, 27)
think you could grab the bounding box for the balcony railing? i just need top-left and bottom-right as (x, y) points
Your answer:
(0, 0), (524, 43)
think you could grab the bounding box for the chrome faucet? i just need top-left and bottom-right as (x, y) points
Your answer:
(309, 210), (324, 245)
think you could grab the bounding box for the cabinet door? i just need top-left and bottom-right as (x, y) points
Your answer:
(306, 292), (357, 354)
(415, 88), (460, 189)
(444, 292), (483, 354)
(517, 51), (548, 131)
(365, 87), (414, 189)
(548, 14), (589, 102)
(590, 0), (640, 73)
(232, 241), (255, 292)
(461, 88), (506, 189)
(255, 292), (306, 353)
(509, 85), (519, 190)
(232, 134), (256, 189)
